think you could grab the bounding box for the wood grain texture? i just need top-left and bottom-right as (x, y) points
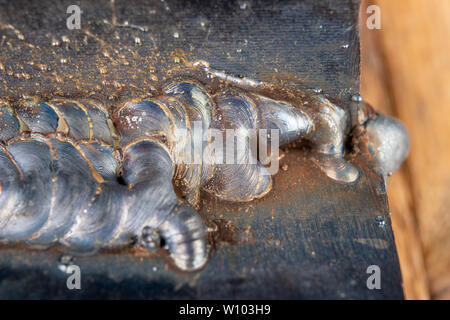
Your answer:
(361, 0), (450, 299)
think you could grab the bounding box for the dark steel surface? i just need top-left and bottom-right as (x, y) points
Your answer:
(0, 0), (404, 299)
(0, 0), (360, 101)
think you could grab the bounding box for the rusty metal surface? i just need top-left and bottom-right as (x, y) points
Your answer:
(0, 0), (403, 299)
(0, 0), (360, 102)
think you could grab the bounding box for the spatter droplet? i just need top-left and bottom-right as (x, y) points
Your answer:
(51, 38), (61, 47)
(141, 226), (161, 250)
(313, 88), (323, 94)
(239, 1), (248, 10)
(134, 37), (142, 46)
(351, 94), (363, 102)
(61, 35), (70, 43)
(173, 31), (179, 39)
(375, 215), (386, 228)
(57, 255), (74, 273)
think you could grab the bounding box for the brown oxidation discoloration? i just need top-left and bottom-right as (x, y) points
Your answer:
(210, 219), (256, 247)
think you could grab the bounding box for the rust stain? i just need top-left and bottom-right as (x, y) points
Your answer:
(211, 219), (255, 247)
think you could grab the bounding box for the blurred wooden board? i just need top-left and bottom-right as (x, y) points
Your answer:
(0, 0), (404, 299)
